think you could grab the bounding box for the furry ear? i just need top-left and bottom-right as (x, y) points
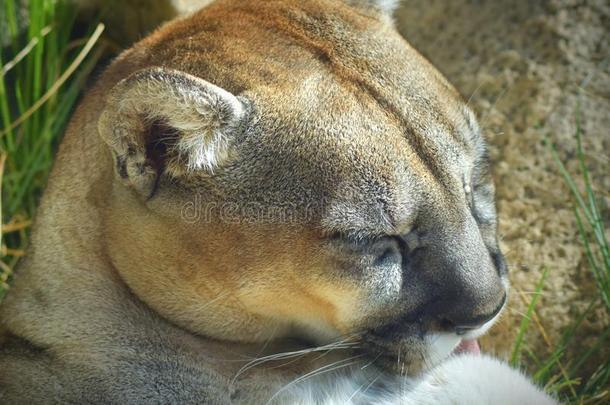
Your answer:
(98, 67), (246, 198)
(347, 0), (400, 15)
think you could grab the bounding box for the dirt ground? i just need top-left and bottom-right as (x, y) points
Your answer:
(396, 0), (609, 360)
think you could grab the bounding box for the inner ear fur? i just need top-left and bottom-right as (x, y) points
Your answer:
(98, 67), (246, 198)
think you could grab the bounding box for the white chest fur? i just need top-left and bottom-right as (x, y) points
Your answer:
(274, 355), (557, 405)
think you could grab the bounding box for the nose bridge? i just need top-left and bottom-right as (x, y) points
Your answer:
(444, 215), (495, 287)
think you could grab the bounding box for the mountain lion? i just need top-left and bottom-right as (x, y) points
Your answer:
(0, 0), (555, 403)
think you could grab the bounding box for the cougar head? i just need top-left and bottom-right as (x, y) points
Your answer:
(97, 0), (507, 375)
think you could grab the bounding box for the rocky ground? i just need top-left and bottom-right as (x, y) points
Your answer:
(396, 0), (609, 363)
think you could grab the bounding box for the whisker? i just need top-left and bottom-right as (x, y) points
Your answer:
(254, 323), (280, 359)
(512, 291), (554, 296)
(197, 290), (230, 311)
(508, 307), (534, 321)
(230, 335), (361, 386)
(266, 342), (360, 371)
(397, 346), (402, 370)
(347, 372), (382, 403)
(231, 345), (349, 384)
(264, 354), (366, 405)
(310, 332), (364, 361)
(361, 372), (382, 398)
(361, 352), (382, 370)
(466, 81), (486, 108)
(479, 86), (509, 131)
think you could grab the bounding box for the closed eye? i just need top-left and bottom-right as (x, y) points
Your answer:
(373, 243), (402, 266)
(328, 230), (388, 246)
(329, 231), (404, 263)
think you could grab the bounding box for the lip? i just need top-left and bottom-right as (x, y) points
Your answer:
(358, 335), (480, 376)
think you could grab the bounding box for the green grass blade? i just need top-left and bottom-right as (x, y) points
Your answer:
(510, 267), (549, 367)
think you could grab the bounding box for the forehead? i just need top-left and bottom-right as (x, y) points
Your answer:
(157, 0), (484, 229)
(222, 75), (480, 232)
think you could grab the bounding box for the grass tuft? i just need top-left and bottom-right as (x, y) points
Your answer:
(512, 106), (610, 404)
(0, 0), (105, 299)
(510, 267), (549, 367)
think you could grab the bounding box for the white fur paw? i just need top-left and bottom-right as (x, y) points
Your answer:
(401, 354), (558, 405)
(274, 354), (557, 404)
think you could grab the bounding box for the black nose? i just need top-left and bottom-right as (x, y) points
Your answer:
(443, 293), (507, 334)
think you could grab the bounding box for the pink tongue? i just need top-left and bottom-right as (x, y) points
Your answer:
(454, 339), (480, 355)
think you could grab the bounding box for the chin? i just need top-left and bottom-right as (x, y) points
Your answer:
(360, 332), (483, 377)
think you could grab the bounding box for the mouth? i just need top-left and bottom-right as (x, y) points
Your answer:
(362, 337), (481, 376)
(453, 338), (480, 355)
(359, 311), (496, 376)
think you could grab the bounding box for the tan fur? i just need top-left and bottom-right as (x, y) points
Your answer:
(0, 1), (511, 403)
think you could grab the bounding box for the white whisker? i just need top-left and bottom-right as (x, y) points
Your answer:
(361, 353), (382, 370)
(265, 354), (366, 405)
(347, 372), (382, 403)
(230, 335), (361, 386)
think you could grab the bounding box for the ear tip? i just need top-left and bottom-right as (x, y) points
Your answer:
(203, 83), (247, 124)
(99, 67), (247, 183)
